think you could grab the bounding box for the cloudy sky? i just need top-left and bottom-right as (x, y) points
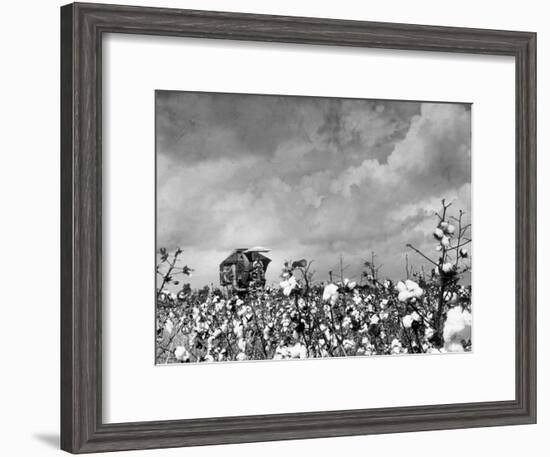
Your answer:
(156, 91), (471, 288)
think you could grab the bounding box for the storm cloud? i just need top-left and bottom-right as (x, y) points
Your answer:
(156, 91), (471, 287)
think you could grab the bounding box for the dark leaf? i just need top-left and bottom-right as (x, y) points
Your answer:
(181, 265), (194, 276)
(292, 259), (308, 269)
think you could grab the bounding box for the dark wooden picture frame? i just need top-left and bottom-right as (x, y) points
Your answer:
(60, 2), (536, 453)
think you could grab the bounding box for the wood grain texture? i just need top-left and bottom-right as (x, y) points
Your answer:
(60, 2), (537, 453)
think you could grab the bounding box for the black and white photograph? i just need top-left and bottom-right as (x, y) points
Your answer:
(155, 91), (472, 363)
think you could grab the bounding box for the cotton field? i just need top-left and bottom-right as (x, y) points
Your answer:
(156, 200), (472, 364)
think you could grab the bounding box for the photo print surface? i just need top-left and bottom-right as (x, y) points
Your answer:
(155, 90), (472, 364)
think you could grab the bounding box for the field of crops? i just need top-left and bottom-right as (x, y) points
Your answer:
(156, 200), (472, 364)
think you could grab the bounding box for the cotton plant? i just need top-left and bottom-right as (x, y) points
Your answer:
(443, 306), (472, 352)
(406, 199), (472, 346)
(396, 280), (424, 303)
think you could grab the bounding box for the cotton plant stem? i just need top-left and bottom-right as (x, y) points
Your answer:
(405, 244), (438, 267)
(448, 239), (471, 251)
(157, 250), (182, 298)
(454, 210), (463, 268)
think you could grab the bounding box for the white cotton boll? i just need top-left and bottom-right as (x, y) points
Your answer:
(344, 278), (356, 290)
(343, 339), (355, 350)
(290, 343), (307, 359)
(398, 290), (412, 302)
(460, 248), (469, 258)
(236, 352), (248, 361)
(237, 338), (246, 352)
(398, 280), (423, 302)
(207, 336), (214, 351)
(174, 346), (190, 362)
(322, 283), (339, 304)
(390, 338), (403, 354)
(281, 346), (292, 359)
(164, 319), (174, 335)
(410, 311), (421, 322)
(433, 228), (444, 240)
(445, 224), (456, 235)
(445, 342), (465, 352)
(204, 355), (214, 363)
(273, 346), (284, 360)
(443, 306), (472, 352)
(280, 276), (298, 296)
(441, 262), (454, 274)
(402, 315), (414, 329)
(234, 325), (244, 339)
(441, 236), (450, 248)
(370, 314), (380, 325)
(408, 281), (424, 299)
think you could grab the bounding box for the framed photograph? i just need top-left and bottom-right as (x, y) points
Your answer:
(60, 2), (536, 453)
